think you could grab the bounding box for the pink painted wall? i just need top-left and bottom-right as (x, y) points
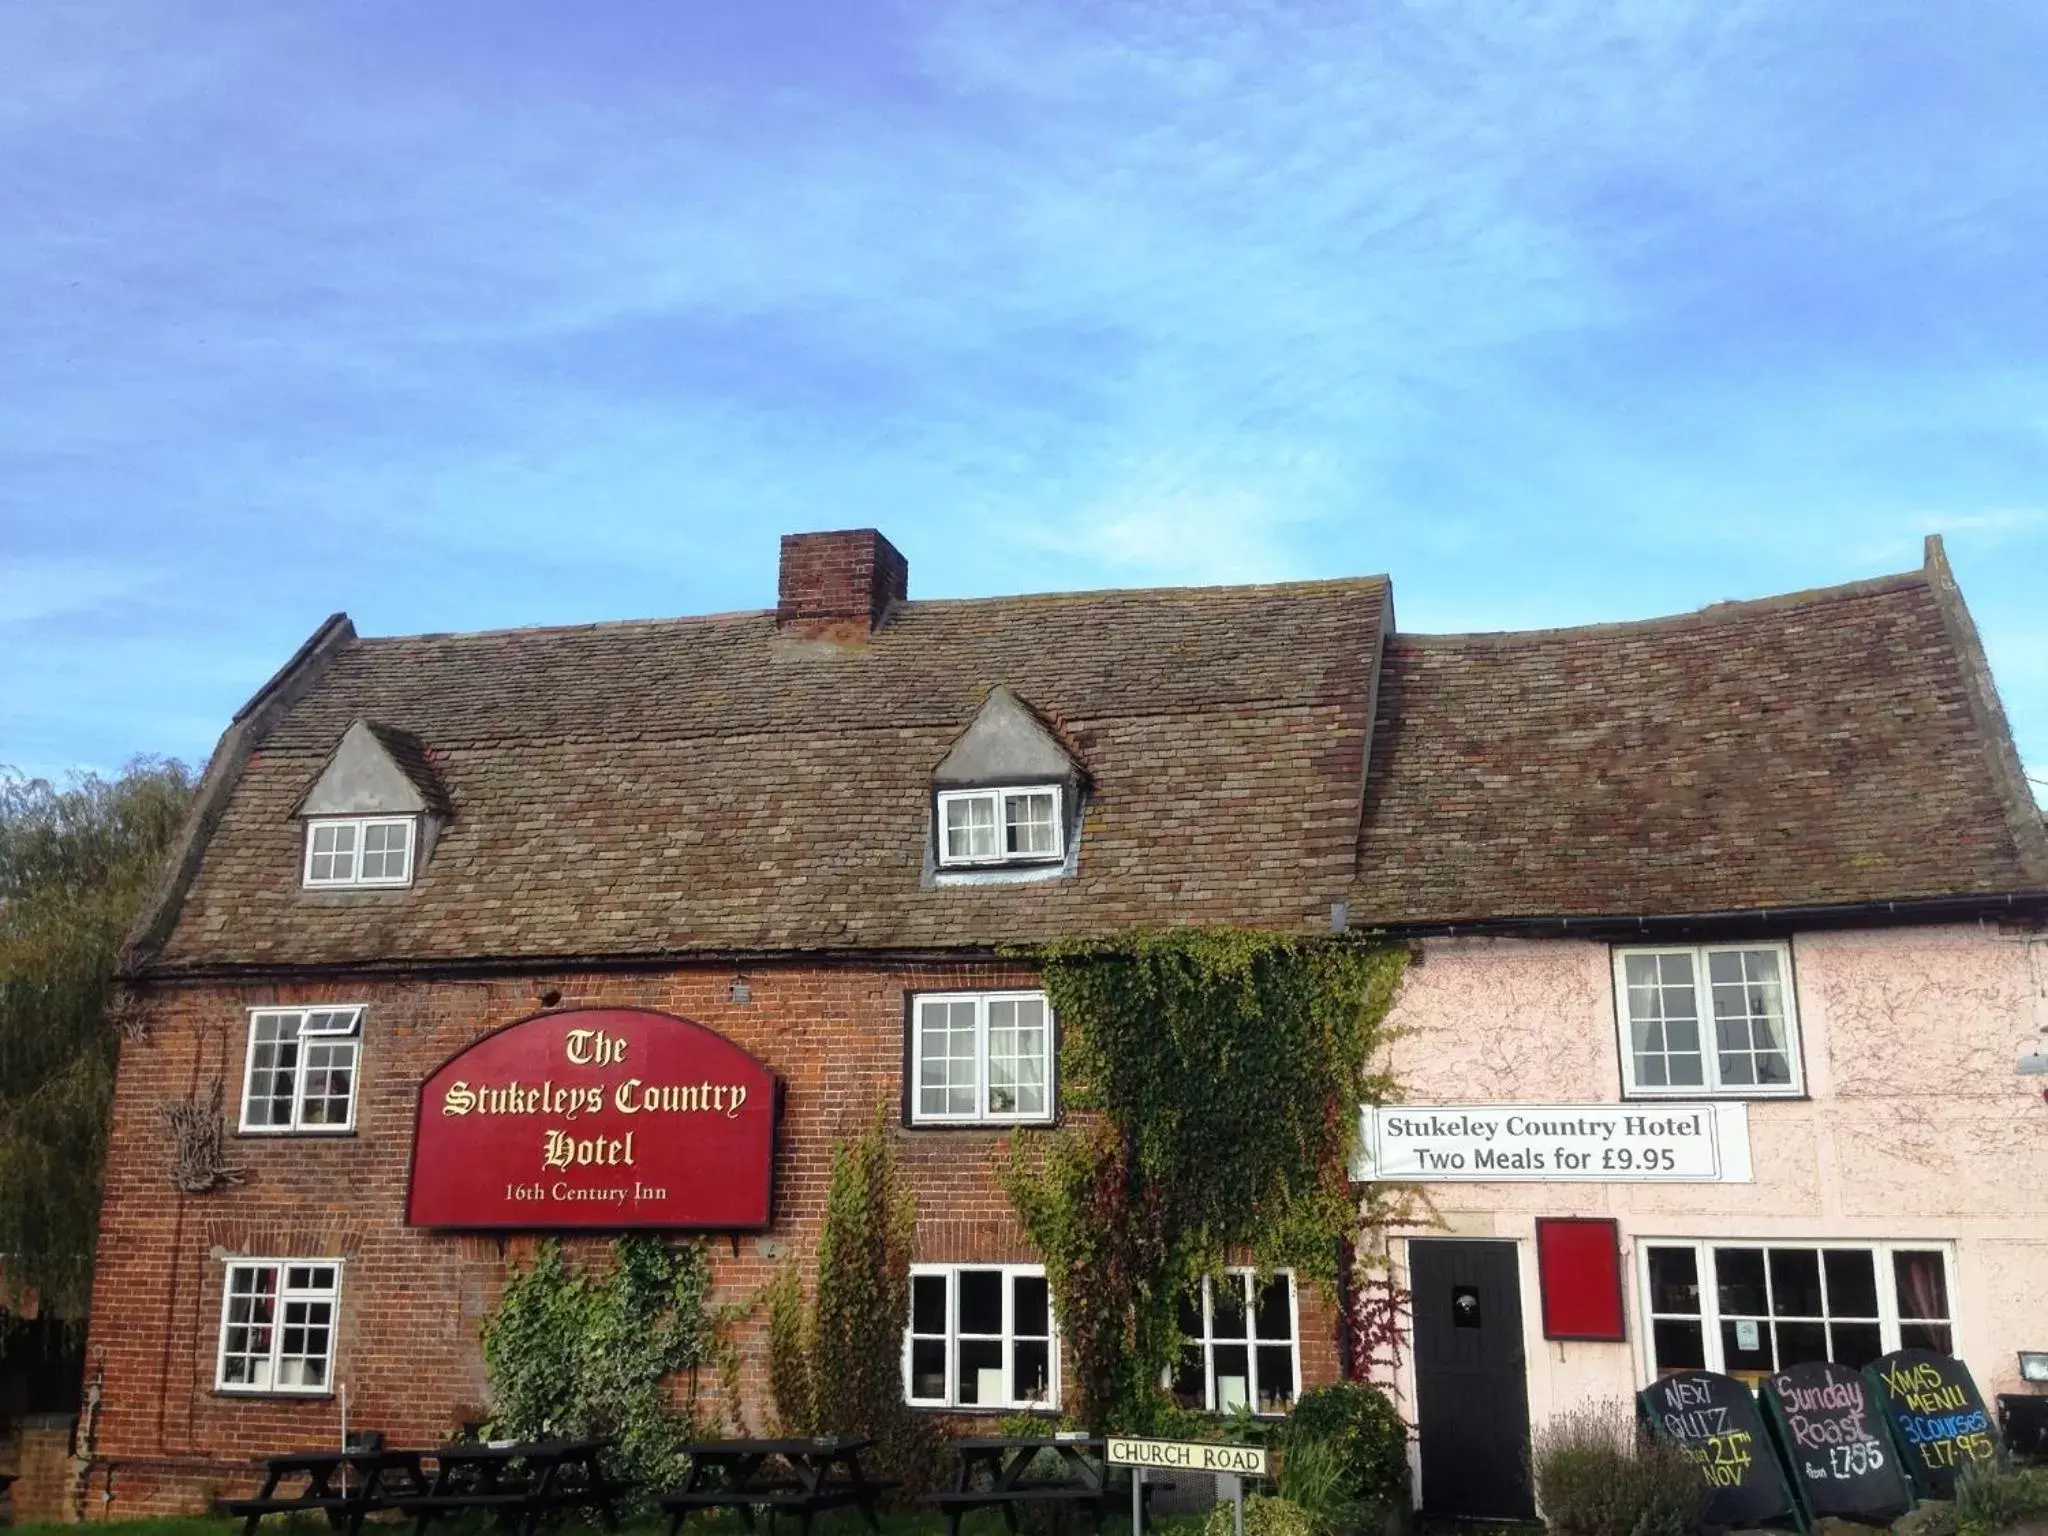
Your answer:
(1372, 923), (2048, 1431)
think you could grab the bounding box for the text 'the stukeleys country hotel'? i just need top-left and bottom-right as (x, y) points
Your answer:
(63, 529), (2048, 1521)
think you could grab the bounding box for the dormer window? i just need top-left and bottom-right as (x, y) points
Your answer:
(303, 816), (415, 888)
(938, 786), (1064, 867)
(294, 718), (450, 892)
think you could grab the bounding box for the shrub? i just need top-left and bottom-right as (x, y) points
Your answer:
(1281, 1383), (1411, 1522)
(1205, 1494), (1323, 1536)
(1530, 1401), (1706, 1536)
(1957, 1465), (2048, 1536)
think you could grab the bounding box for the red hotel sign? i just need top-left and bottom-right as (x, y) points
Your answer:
(406, 1008), (778, 1230)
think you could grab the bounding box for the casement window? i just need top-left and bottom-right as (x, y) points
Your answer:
(216, 1260), (341, 1394)
(303, 815), (415, 888)
(240, 1007), (363, 1133)
(1642, 1242), (1953, 1378)
(936, 786), (1063, 867)
(905, 1265), (1056, 1410)
(1171, 1270), (1301, 1416)
(910, 992), (1053, 1125)
(1613, 943), (1802, 1097)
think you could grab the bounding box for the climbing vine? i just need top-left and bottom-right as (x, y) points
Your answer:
(1001, 928), (1409, 1430)
(480, 1237), (723, 1499)
(766, 1104), (941, 1491)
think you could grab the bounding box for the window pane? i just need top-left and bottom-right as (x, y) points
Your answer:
(1769, 1249), (1823, 1317)
(1172, 1347), (1206, 1408)
(958, 1338), (1003, 1405)
(1900, 1323), (1954, 1354)
(1647, 1247), (1701, 1315)
(916, 999), (980, 1118)
(1651, 1319), (1706, 1372)
(1254, 1276), (1292, 1341)
(1893, 1251), (1950, 1321)
(1212, 1276), (1248, 1339)
(1213, 1345), (1251, 1412)
(1721, 1318), (1774, 1374)
(1625, 952), (1704, 1087)
(944, 795), (999, 861)
(910, 1339), (946, 1401)
(1013, 1274), (1049, 1339)
(986, 997), (1048, 1118)
(1178, 1287), (1204, 1339)
(1776, 1320), (1828, 1368)
(1255, 1346), (1296, 1412)
(1709, 949), (1791, 1088)
(1714, 1248), (1768, 1316)
(1831, 1322), (1884, 1369)
(912, 1274), (947, 1335)
(1824, 1250), (1879, 1317)
(958, 1269), (1002, 1336)
(1004, 790), (1059, 857)
(298, 1039), (356, 1126)
(1014, 1341), (1052, 1405)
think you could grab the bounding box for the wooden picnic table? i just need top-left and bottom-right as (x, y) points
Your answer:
(222, 1445), (430, 1536)
(661, 1435), (895, 1536)
(927, 1436), (1150, 1536)
(399, 1437), (624, 1536)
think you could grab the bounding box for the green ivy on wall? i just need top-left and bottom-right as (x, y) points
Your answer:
(1002, 928), (1409, 1430)
(480, 1236), (724, 1498)
(766, 1104), (943, 1492)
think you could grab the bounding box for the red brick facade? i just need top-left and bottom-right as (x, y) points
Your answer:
(78, 959), (1341, 1517)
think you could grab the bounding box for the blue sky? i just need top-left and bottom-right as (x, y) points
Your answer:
(3, 1), (2044, 796)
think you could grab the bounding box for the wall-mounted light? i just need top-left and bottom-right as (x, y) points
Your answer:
(2020, 1350), (2048, 1384)
(729, 975), (752, 1005)
(2018, 1051), (2048, 1076)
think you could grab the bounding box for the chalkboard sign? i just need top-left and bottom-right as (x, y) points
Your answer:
(1866, 1349), (2000, 1499)
(1761, 1361), (1912, 1526)
(1639, 1371), (1796, 1528)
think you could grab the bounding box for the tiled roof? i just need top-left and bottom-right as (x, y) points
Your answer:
(129, 539), (2046, 976)
(142, 580), (1389, 971)
(1349, 564), (2048, 925)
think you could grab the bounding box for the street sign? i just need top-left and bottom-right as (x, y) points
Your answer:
(1105, 1437), (1269, 1476)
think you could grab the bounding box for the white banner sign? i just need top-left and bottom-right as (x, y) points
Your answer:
(1354, 1102), (1751, 1183)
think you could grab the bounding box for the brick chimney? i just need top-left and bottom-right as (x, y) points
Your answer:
(776, 529), (908, 634)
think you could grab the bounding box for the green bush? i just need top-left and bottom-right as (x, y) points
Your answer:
(1530, 1401), (1706, 1536)
(1274, 1436), (1364, 1534)
(1957, 1465), (2048, 1536)
(1205, 1495), (1323, 1536)
(1280, 1383), (1410, 1522)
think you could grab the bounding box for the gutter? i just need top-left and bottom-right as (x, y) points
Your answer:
(1372, 889), (2048, 942)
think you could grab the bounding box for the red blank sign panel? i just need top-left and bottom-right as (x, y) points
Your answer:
(1535, 1217), (1625, 1341)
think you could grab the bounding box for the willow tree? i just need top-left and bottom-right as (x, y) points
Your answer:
(0, 759), (193, 1319)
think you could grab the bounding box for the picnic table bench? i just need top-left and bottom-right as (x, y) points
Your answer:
(661, 1436), (896, 1536)
(221, 1446), (429, 1536)
(397, 1438), (625, 1536)
(926, 1436), (1162, 1536)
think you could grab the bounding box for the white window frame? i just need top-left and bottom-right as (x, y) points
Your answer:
(215, 1258), (343, 1395)
(903, 1263), (1058, 1411)
(1171, 1268), (1303, 1417)
(935, 785), (1065, 868)
(302, 815), (416, 889)
(1613, 942), (1804, 1098)
(1636, 1239), (1957, 1380)
(909, 991), (1055, 1126)
(238, 1006), (365, 1134)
